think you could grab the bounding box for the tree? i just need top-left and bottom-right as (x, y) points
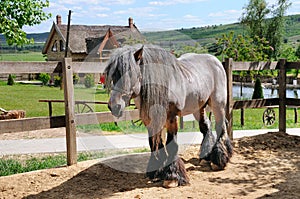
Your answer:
(240, 0), (291, 60)
(252, 78), (264, 99)
(0, 0), (51, 46)
(295, 45), (300, 60)
(265, 0), (291, 59)
(215, 31), (271, 61)
(240, 0), (270, 39)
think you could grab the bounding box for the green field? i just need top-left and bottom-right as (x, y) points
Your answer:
(0, 52), (46, 61)
(0, 81), (110, 117)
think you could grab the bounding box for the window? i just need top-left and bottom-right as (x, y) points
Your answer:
(51, 40), (58, 52)
(60, 40), (65, 51)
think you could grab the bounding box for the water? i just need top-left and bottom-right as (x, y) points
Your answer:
(233, 84), (300, 100)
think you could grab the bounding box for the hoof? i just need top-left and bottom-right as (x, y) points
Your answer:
(163, 180), (178, 188)
(199, 159), (210, 166)
(211, 163), (224, 171)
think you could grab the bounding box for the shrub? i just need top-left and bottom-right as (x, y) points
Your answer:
(252, 78), (264, 99)
(7, 74), (15, 86)
(73, 74), (80, 84)
(38, 73), (51, 86)
(54, 75), (62, 87)
(84, 74), (95, 88)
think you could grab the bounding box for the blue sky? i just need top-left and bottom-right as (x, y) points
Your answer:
(23, 0), (300, 33)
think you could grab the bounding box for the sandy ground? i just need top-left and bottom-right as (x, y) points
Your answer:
(0, 131), (299, 199)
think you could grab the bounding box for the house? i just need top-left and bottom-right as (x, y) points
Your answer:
(42, 15), (145, 62)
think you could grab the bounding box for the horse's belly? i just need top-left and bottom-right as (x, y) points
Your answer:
(180, 96), (207, 116)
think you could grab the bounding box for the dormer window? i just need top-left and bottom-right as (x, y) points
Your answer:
(60, 40), (65, 51)
(51, 40), (58, 52)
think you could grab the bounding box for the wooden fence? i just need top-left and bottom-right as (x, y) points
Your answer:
(224, 58), (300, 139)
(0, 59), (139, 165)
(1, 58), (300, 165)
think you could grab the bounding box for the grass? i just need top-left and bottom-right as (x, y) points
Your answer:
(0, 148), (150, 177)
(0, 82), (110, 117)
(0, 52), (46, 62)
(0, 81), (142, 132)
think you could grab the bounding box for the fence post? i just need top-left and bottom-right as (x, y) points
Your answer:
(179, 117), (184, 130)
(62, 58), (77, 165)
(241, 108), (244, 127)
(278, 59), (287, 133)
(224, 58), (233, 139)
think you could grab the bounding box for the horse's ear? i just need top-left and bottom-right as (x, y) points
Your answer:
(134, 46), (143, 62)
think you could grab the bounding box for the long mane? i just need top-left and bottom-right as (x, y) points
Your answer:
(104, 45), (141, 92)
(139, 45), (184, 118)
(105, 44), (185, 119)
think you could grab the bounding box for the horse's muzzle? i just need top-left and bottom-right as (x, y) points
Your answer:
(108, 104), (123, 118)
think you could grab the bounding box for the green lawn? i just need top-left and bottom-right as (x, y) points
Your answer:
(0, 82), (110, 117)
(0, 52), (46, 61)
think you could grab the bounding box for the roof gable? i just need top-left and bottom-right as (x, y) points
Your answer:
(42, 22), (144, 55)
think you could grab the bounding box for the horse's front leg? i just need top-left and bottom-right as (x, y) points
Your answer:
(162, 113), (189, 188)
(146, 128), (167, 181)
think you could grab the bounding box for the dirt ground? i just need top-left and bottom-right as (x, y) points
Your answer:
(0, 131), (299, 199)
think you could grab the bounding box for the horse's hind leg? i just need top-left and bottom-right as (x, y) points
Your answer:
(162, 110), (189, 188)
(193, 107), (216, 161)
(210, 104), (233, 170)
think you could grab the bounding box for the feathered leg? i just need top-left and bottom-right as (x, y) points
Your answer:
(162, 111), (189, 188)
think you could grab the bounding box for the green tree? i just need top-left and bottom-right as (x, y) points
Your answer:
(38, 73), (50, 86)
(0, 0), (51, 46)
(240, 0), (270, 39)
(252, 78), (264, 99)
(215, 31), (271, 61)
(265, 0), (291, 59)
(240, 0), (291, 60)
(84, 74), (95, 88)
(295, 45), (300, 60)
(7, 74), (15, 86)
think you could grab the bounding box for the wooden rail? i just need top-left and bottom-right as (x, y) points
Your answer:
(0, 110), (139, 134)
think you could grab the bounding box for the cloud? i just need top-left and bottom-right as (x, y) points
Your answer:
(113, 7), (157, 17)
(183, 14), (202, 22)
(209, 9), (241, 18)
(96, 14), (109, 18)
(149, 0), (207, 6)
(90, 6), (111, 12)
(100, 0), (135, 5)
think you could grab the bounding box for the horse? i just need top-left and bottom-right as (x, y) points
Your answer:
(105, 44), (233, 188)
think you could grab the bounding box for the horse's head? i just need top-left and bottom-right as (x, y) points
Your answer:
(105, 46), (143, 117)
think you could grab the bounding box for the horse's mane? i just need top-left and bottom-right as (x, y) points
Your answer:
(138, 45), (184, 118)
(105, 44), (185, 119)
(105, 45), (141, 92)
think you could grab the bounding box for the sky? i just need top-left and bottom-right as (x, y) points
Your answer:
(23, 0), (300, 33)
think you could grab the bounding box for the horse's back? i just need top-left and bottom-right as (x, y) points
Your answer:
(179, 53), (223, 70)
(178, 53), (226, 81)
(178, 53), (227, 109)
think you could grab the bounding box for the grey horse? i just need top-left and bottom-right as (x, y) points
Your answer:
(105, 44), (233, 188)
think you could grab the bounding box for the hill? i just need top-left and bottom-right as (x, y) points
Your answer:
(143, 14), (300, 47)
(0, 32), (49, 52)
(0, 32), (49, 44)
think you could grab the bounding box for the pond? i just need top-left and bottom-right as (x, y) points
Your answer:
(233, 84), (300, 100)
